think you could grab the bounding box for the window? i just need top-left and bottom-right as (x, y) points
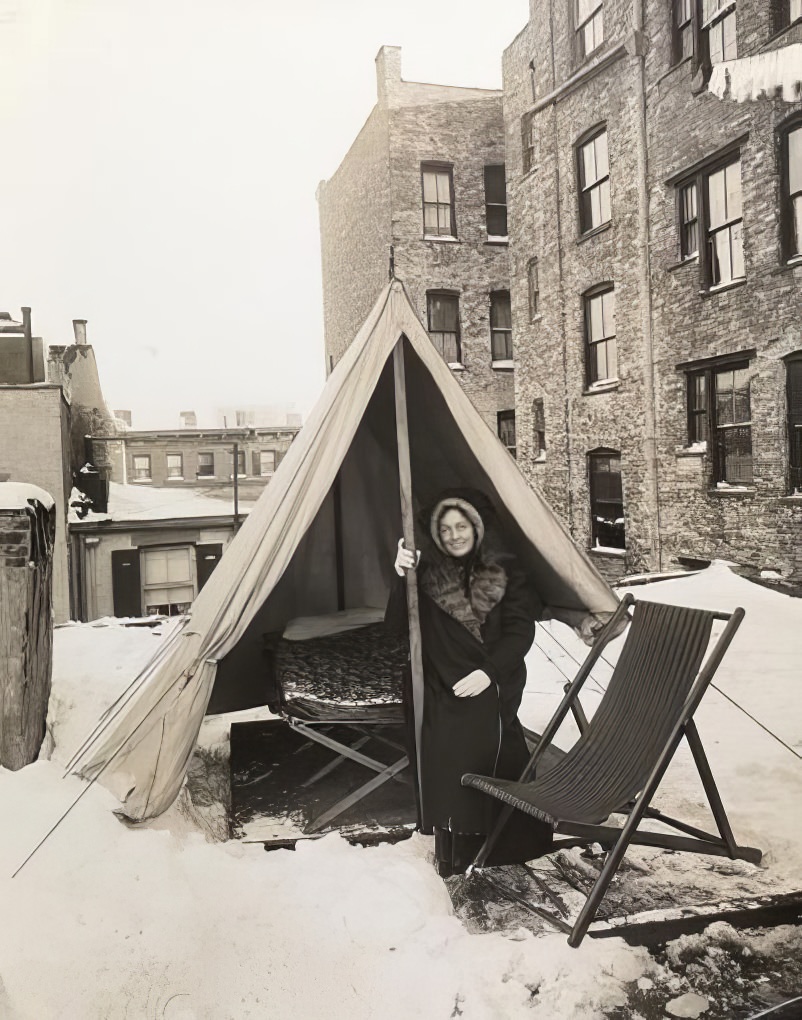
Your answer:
(789, 0), (802, 25)
(197, 452), (214, 477)
(673, 0), (694, 62)
(702, 0), (737, 64)
(490, 291), (513, 361)
(497, 411), (517, 457)
(584, 285), (617, 386)
(421, 164), (455, 238)
(532, 399), (546, 456)
(426, 292), (461, 364)
(686, 359), (753, 483)
(521, 112), (536, 176)
(235, 449), (246, 476)
(577, 128), (611, 233)
(589, 451), (625, 550)
(707, 159), (744, 285)
(141, 546), (195, 616)
(679, 182), (699, 259)
(528, 59), (537, 101)
(484, 165), (508, 238)
(576, 0), (604, 58)
(254, 449), (276, 477)
(132, 454), (151, 481)
(781, 121), (802, 262)
(786, 355), (802, 493)
(676, 152), (744, 286)
(528, 259), (539, 320)
(166, 453), (183, 479)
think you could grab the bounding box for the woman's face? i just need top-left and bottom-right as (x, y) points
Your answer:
(438, 508), (476, 558)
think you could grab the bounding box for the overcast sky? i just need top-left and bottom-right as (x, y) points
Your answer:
(0, 0), (528, 428)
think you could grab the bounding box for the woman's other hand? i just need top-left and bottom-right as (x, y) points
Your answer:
(394, 538), (421, 576)
(453, 669), (492, 697)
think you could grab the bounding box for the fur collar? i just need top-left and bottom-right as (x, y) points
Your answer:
(421, 551), (508, 641)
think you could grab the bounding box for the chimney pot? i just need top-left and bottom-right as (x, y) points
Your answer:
(72, 319), (87, 345)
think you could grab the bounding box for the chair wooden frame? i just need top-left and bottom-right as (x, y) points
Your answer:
(463, 593), (762, 947)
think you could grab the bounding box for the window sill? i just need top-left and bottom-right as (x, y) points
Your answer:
(583, 379), (620, 396)
(699, 277), (747, 298)
(423, 235), (460, 244)
(491, 359), (514, 371)
(529, 313), (543, 325)
(130, 478), (152, 484)
(707, 485), (756, 498)
(668, 254), (699, 272)
(448, 363), (466, 372)
(577, 221), (612, 244)
(484, 237), (509, 247)
(772, 255), (802, 276)
(778, 494), (802, 504)
(675, 443), (707, 458)
(533, 452), (546, 464)
(589, 546), (627, 558)
(196, 475), (217, 480)
(166, 477), (184, 482)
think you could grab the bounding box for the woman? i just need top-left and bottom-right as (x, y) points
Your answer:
(388, 487), (552, 876)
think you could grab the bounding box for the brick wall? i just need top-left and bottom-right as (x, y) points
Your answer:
(644, 0), (802, 575)
(318, 48), (514, 434)
(0, 386), (72, 618)
(504, 0), (802, 580)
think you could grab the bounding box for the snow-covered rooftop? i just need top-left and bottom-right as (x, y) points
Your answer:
(0, 481), (55, 511)
(69, 480), (255, 524)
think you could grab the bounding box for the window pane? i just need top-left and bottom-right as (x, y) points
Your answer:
(437, 205), (452, 234)
(725, 160), (742, 219)
(595, 131), (609, 178)
(490, 292), (512, 329)
(718, 426), (753, 483)
(484, 165), (506, 204)
(708, 168), (726, 228)
(582, 140), (598, 187)
(601, 288), (616, 336)
(436, 172), (451, 204)
(528, 260), (539, 319)
(487, 205), (508, 236)
(712, 228), (733, 284)
(716, 368), (734, 424)
(730, 221), (744, 279)
(599, 179), (612, 224)
(732, 367), (751, 422)
(589, 293), (604, 342)
(422, 172), (438, 203)
(722, 11), (737, 59)
(794, 196), (802, 256)
(429, 295), (458, 331)
(423, 206), (438, 232)
(789, 126), (802, 196)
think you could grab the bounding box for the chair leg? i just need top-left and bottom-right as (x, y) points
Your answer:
(684, 720), (739, 858)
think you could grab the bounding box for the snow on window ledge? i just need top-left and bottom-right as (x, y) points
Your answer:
(709, 482), (755, 496)
(491, 359), (514, 370)
(676, 441), (707, 456)
(423, 235), (459, 243)
(448, 363), (465, 372)
(701, 277), (746, 296)
(583, 378), (620, 395)
(590, 545), (627, 558)
(485, 235), (509, 244)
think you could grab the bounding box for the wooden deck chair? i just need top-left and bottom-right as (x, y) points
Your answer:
(462, 593), (762, 947)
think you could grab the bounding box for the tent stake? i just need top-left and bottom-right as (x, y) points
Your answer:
(392, 336), (425, 820)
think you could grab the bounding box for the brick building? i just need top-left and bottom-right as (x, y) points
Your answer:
(317, 46), (517, 445)
(504, 0), (802, 581)
(89, 426), (299, 503)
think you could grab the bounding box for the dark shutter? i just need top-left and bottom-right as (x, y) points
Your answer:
(196, 543), (223, 591)
(111, 549), (142, 618)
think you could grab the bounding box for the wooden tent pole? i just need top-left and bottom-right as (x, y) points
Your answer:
(392, 336), (425, 816)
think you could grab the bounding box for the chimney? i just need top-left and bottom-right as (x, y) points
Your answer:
(375, 45), (402, 107)
(21, 307), (33, 383)
(180, 410), (197, 429)
(72, 319), (87, 345)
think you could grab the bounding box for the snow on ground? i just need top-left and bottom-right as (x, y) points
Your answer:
(1, 563), (800, 1018)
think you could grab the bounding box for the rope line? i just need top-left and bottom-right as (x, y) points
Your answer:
(539, 618), (802, 767)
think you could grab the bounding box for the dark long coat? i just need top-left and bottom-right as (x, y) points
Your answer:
(387, 560), (540, 834)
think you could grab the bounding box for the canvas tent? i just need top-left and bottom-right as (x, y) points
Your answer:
(69, 281), (619, 822)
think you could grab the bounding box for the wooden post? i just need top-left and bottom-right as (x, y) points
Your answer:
(392, 337), (426, 814)
(0, 497), (55, 770)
